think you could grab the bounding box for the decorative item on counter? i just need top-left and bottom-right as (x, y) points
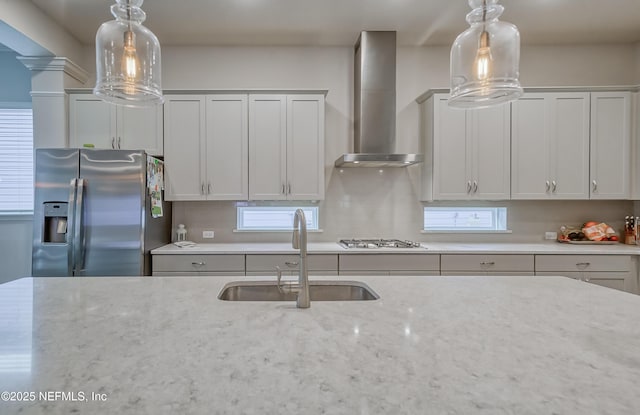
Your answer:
(558, 222), (618, 244)
(624, 215), (637, 245)
(176, 224), (187, 242)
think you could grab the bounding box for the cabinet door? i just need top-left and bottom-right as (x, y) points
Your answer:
(249, 95), (287, 200)
(511, 94), (549, 199)
(118, 105), (164, 156)
(470, 103), (510, 199)
(68, 94), (116, 149)
(163, 95), (207, 200)
(432, 95), (470, 200)
(286, 95), (325, 200)
(550, 93), (590, 199)
(590, 92), (631, 199)
(206, 95), (249, 200)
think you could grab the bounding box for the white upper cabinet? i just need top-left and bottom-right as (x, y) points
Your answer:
(511, 92), (590, 199)
(68, 93), (163, 156)
(163, 94), (249, 201)
(206, 95), (249, 200)
(589, 92), (631, 199)
(164, 91), (324, 202)
(249, 94), (325, 201)
(163, 95), (207, 200)
(512, 91), (630, 200)
(424, 93), (510, 201)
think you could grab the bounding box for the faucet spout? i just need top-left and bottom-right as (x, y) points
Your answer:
(293, 209), (309, 308)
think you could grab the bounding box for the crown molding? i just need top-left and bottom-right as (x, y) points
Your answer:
(17, 57), (89, 83)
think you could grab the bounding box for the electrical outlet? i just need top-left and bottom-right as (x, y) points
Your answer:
(202, 230), (215, 239)
(545, 231), (557, 240)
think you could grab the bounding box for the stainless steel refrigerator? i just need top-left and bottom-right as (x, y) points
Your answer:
(32, 148), (171, 276)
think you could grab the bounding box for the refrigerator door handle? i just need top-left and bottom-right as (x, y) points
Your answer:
(67, 178), (78, 275)
(73, 178), (86, 274)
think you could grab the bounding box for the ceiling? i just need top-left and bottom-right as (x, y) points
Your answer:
(28, 0), (640, 47)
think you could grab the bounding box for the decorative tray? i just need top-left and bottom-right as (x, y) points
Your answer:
(557, 239), (619, 245)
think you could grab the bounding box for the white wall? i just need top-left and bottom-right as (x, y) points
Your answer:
(160, 43), (638, 243)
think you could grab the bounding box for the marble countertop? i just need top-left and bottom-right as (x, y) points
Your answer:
(1, 275), (640, 414)
(151, 241), (640, 255)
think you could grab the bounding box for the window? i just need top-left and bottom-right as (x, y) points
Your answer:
(237, 206), (319, 231)
(0, 107), (33, 214)
(423, 207), (508, 232)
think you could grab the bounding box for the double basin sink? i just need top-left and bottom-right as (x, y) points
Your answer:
(218, 280), (379, 302)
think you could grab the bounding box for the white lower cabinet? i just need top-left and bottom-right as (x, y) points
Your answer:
(338, 254), (440, 276)
(535, 255), (634, 293)
(441, 254), (534, 276)
(245, 254), (338, 276)
(152, 255), (245, 276)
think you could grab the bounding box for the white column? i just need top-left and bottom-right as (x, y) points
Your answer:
(17, 56), (89, 148)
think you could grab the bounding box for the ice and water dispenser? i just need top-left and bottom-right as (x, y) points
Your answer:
(42, 202), (69, 243)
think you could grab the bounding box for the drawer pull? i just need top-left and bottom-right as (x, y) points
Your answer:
(480, 261), (495, 266)
(191, 261), (206, 266)
(575, 262), (590, 269)
(285, 261), (299, 268)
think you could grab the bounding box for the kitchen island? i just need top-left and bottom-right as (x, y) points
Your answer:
(1, 275), (640, 414)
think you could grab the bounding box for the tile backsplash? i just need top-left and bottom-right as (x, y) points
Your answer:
(172, 168), (633, 243)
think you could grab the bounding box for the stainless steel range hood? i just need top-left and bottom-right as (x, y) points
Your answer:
(335, 31), (423, 168)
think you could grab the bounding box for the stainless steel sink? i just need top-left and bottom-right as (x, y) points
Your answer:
(218, 280), (379, 302)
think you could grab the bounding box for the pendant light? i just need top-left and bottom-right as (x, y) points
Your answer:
(94, 0), (163, 107)
(449, 0), (523, 108)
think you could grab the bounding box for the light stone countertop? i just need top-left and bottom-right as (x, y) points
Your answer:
(151, 241), (640, 255)
(1, 275), (640, 414)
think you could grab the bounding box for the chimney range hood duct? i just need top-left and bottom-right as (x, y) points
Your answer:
(335, 31), (423, 168)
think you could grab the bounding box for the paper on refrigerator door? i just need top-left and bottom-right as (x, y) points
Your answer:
(147, 156), (164, 218)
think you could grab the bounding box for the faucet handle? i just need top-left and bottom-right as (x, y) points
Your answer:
(276, 266), (284, 293)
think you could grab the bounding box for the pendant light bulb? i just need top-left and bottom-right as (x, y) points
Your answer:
(122, 30), (138, 95)
(474, 31), (492, 81)
(449, 0), (522, 109)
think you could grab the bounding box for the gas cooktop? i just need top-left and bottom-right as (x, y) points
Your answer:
(339, 239), (423, 249)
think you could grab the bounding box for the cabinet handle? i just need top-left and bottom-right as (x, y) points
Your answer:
(208, 183), (212, 194)
(285, 261), (299, 267)
(480, 261), (495, 266)
(111, 137), (115, 149)
(473, 180), (478, 193)
(202, 183), (205, 195)
(466, 181), (472, 193)
(117, 137), (121, 149)
(191, 262), (206, 266)
(592, 180), (597, 192)
(551, 180), (557, 193)
(545, 180), (550, 192)
(576, 262), (590, 269)
(282, 184), (286, 194)
(288, 183), (291, 194)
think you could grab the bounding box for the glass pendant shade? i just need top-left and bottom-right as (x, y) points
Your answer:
(449, 0), (523, 108)
(94, 0), (163, 107)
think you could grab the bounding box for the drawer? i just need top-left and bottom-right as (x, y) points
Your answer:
(153, 254), (245, 273)
(245, 254), (338, 272)
(441, 254), (534, 272)
(535, 255), (631, 272)
(338, 254), (439, 272)
(152, 271), (245, 277)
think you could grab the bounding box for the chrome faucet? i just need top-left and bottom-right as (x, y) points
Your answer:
(276, 208), (310, 308)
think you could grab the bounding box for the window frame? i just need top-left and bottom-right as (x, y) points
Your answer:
(236, 205), (320, 232)
(0, 103), (34, 215)
(422, 206), (510, 233)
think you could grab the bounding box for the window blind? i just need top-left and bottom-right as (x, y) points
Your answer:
(0, 108), (33, 213)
